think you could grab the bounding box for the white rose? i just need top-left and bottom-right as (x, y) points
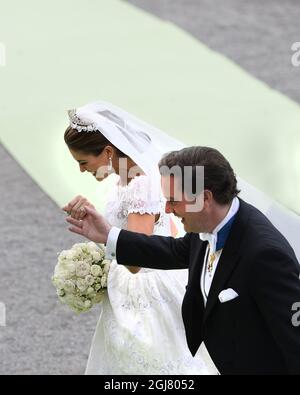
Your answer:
(98, 249), (105, 259)
(73, 243), (86, 249)
(54, 268), (67, 278)
(76, 278), (88, 292)
(85, 275), (95, 286)
(53, 277), (65, 290)
(66, 250), (77, 260)
(84, 256), (93, 265)
(64, 280), (76, 294)
(76, 261), (91, 277)
(84, 300), (92, 309)
(91, 251), (101, 262)
(63, 294), (75, 306)
(57, 262), (75, 278)
(71, 298), (86, 311)
(74, 247), (83, 259)
(63, 271), (71, 279)
(58, 250), (69, 260)
(87, 242), (98, 251)
(102, 260), (111, 274)
(91, 265), (102, 277)
(66, 263), (76, 276)
(100, 274), (107, 288)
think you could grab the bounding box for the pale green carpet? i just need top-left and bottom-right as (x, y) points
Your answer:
(0, 0), (299, 212)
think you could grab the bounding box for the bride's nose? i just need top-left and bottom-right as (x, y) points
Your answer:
(165, 201), (173, 214)
(79, 164), (87, 172)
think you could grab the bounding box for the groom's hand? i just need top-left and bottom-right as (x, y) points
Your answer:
(66, 206), (112, 244)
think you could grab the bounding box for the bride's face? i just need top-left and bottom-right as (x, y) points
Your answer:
(69, 148), (111, 181)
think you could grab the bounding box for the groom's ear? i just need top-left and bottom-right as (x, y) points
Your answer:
(203, 190), (213, 206)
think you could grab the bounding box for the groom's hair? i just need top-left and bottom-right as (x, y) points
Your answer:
(159, 146), (240, 205)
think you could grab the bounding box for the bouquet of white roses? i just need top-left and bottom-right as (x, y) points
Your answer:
(52, 242), (111, 313)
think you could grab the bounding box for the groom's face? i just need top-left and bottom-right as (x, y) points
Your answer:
(161, 175), (207, 233)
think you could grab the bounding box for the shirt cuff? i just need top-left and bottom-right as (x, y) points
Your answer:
(104, 226), (121, 260)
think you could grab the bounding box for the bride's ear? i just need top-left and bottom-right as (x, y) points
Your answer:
(103, 145), (115, 159)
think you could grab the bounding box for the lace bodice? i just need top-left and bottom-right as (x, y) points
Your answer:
(104, 174), (171, 236)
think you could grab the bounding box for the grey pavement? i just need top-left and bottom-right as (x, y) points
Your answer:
(1, 0), (300, 375)
(0, 143), (99, 375)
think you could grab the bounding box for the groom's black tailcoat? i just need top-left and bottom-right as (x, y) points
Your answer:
(116, 199), (300, 375)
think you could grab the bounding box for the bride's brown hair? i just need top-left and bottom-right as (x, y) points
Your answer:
(64, 127), (127, 157)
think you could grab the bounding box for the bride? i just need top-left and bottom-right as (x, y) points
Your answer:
(63, 101), (212, 375)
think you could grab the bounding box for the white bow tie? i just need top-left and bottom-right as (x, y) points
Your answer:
(200, 232), (217, 254)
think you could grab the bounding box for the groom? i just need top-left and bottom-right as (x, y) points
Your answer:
(66, 146), (300, 375)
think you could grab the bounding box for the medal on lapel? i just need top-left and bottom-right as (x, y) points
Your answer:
(207, 251), (216, 274)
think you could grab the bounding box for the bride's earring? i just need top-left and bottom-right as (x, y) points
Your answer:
(108, 157), (113, 172)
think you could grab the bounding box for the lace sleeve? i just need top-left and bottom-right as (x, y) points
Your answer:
(125, 175), (163, 216)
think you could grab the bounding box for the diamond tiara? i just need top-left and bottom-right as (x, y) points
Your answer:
(68, 109), (98, 132)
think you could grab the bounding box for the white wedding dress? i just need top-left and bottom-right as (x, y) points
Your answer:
(85, 174), (212, 375)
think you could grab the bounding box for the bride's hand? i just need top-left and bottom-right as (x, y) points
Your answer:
(66, 206), (112, 244)
(62, 195), (95, 220)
